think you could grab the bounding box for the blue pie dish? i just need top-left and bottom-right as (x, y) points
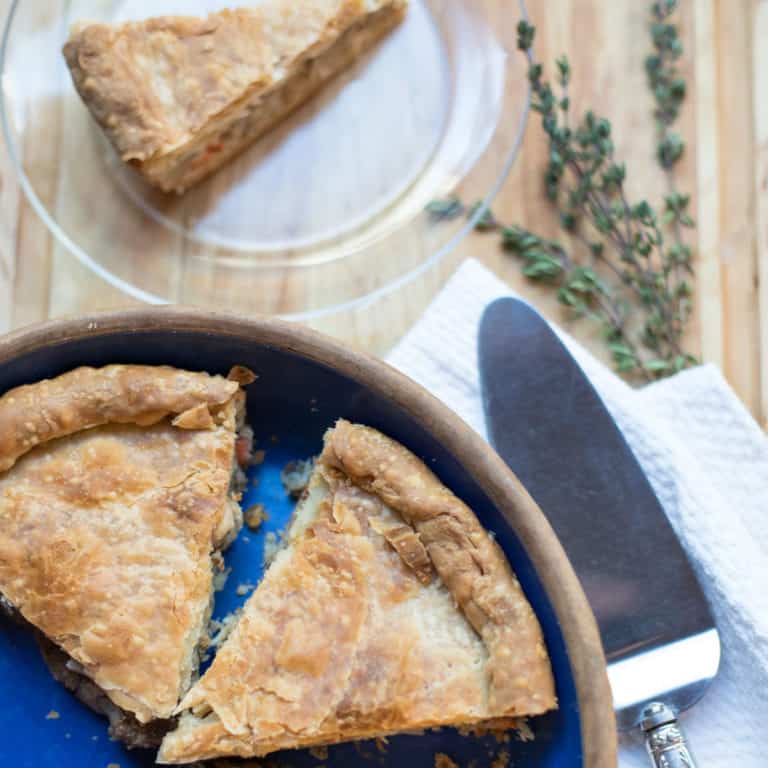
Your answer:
(0, 309), (616, 768)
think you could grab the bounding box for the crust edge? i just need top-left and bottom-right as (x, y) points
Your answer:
(0, 365), (239, 472)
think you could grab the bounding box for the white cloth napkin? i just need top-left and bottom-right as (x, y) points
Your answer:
(387, 259), (768, 767)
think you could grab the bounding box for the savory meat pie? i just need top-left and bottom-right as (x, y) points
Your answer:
(63, 0), (408, 193)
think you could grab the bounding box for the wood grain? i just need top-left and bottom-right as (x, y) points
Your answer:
(714, 0), (759, 417)
(755, 0), (768, 426)
(0, 0), (765, 422)
(693, 0), (724, 372)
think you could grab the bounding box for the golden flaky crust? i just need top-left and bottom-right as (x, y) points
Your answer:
(63, 0), (408, 192)
(322, 420), (556, 715)
(0, 366), (246, 723)
(158, 421), (556, 763)
(0, 365), (239, 473)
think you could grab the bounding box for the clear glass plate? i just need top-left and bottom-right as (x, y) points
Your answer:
(1, 0), (529, 320)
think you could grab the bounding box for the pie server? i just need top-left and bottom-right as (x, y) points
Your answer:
(478, 297), (720, 768)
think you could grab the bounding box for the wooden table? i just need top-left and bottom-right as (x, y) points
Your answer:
(1, 1), (766, 423)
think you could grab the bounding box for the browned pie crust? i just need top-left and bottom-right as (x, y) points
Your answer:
(158, 420), (556, 763)
(322, 420), (556, 714)
(0, 364), (239, 472)
(63, 0), (408, 193)
(0, 365), (248, 724)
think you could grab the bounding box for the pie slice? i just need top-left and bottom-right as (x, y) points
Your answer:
(0, 365), (254, 745)
(63, 0), (408, 194)
(158, 420), (557, 763)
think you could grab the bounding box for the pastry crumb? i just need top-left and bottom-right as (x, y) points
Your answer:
(235, 426), (255, 469)
(309, 745), (329, 760)
(207, 610), (242, 650)
(263, 530), (287, 566)
(514, 718), (534, 742)
(107, 763), (121, 768)
(244, 503), (268, 531)
(227, 366), (257, 386)
(280, 458), (315, 498)
(250, 449), (267, 466)
(375, 737), (388, 753)
(434, 754), (459, 768)
(45, 710), (60, 720)
(457, 724), (513, 742)
(270, 435), (280, 444)
(490, 750), (510, 768)
(236, 582), (257, 596)
(212, 566), (231, 592)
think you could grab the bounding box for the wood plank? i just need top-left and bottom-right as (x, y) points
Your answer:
(754, 0), (768, 426)
(714, 0), (759, 415)
(693, 0), (724, 370)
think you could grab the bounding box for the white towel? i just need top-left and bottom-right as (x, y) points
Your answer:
(387, 259), (767, 767)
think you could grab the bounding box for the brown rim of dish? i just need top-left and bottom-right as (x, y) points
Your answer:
(0, 307), (617, 767)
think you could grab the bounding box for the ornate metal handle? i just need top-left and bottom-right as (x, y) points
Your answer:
(640, 703), (697, 768)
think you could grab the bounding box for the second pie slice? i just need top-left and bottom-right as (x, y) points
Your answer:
(0, 364), (253, 746)
(63, 0), (408, 193)
(159, 420), (557, 763)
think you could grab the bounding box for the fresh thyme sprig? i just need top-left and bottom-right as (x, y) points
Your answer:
(429, 2), (697, 380)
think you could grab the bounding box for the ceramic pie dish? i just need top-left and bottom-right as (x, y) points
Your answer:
(0, 309), (616, 767)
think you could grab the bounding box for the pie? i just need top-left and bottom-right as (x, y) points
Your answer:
(62, 0), (408, 194)
(0, 364), (254, 746)
(158, 420), (557, 763)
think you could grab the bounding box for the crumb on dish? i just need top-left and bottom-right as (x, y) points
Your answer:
(207, 610), (243, 652)
(244, 503), (268, 531)
(515, 718), (534, 742)
(212, 566), (231, 593)
(280, 458), (315, 498)
(235, 426), (255, 469)
(262, 531), (281, 567)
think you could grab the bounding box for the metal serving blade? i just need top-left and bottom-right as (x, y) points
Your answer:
(479, 298), (720, 766)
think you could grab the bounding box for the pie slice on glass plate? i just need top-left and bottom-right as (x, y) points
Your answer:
(159, 420), (557, 763)
(0, 364), (254, 747)
(62, 0), (408, 194)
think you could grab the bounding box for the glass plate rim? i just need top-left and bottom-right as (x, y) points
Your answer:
(0, 0), (531, 322)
